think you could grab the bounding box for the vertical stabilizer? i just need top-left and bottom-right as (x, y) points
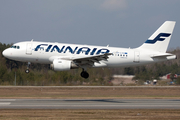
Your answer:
(138, 21), (176, 53)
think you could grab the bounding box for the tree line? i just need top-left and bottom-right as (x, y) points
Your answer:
(0, 42), (180, 86)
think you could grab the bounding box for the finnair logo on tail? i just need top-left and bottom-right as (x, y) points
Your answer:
(145, 33), (171, 44)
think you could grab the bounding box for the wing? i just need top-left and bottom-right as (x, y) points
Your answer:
(61, 53), (112, 67)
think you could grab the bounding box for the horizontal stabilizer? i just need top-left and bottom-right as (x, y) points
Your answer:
(151, 53), (175, 58)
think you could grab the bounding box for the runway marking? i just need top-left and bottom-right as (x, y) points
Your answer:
(0, 102), (11, 105)
(0, 99), (16, 101)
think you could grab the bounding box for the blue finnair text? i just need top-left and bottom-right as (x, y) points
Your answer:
(34, 44), (110, 55)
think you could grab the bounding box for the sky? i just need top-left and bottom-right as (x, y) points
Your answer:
(0, 0), (180, 49)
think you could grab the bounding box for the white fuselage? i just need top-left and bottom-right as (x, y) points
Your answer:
(2, 41), (176, 68)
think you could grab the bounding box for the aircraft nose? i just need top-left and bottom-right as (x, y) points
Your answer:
(2, 49), (7, 57)
(2, 49), (10, 58)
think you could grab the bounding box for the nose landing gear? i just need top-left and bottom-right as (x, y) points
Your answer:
(25, 62), (31, 73)
(25, 69), (30, 73)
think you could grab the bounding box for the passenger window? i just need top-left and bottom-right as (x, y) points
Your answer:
(17, 46), (20, 49)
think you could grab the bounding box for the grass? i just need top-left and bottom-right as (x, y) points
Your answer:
(0, 109), (180, 120)
(0, 86), (180, 99)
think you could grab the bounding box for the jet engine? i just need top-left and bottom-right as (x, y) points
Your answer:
(50, 59), (78, 71)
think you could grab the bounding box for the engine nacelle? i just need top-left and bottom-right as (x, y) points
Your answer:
(50, 59), (78, 71)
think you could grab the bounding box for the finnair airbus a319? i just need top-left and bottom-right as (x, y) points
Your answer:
(2, 21), (176, 78)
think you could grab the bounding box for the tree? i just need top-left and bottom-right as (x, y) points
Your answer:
(176, 77), (180, 85)
(124, 67), (134, 75)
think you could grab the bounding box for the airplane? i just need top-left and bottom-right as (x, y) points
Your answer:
(2, 21), (176, 79)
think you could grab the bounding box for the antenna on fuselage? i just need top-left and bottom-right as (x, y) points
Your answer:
(31, 39), (33, 42)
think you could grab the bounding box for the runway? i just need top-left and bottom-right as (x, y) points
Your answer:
(0, 99), (180, 109)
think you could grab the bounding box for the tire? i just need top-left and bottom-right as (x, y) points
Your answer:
(81, 71), (89, 79)
(25, 69), (30, 73)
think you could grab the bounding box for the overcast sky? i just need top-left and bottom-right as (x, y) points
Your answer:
(0, 0), (179, 49)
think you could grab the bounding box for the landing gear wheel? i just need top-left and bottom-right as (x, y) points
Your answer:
(81, 71), (89, 79)
(25, 69), (30, 73)
(25, 62), (31, 73)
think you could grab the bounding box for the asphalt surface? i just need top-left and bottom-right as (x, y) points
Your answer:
(0, 99), (180, 109)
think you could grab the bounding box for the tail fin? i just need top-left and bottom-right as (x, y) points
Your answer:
(138, 21), (176, 53)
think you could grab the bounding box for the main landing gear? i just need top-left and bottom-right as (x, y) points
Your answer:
(25, 62), (31, 73)
(80, 69), (89, 79)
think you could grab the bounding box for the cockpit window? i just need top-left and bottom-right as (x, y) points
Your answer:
(11, 45), (20, 49)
